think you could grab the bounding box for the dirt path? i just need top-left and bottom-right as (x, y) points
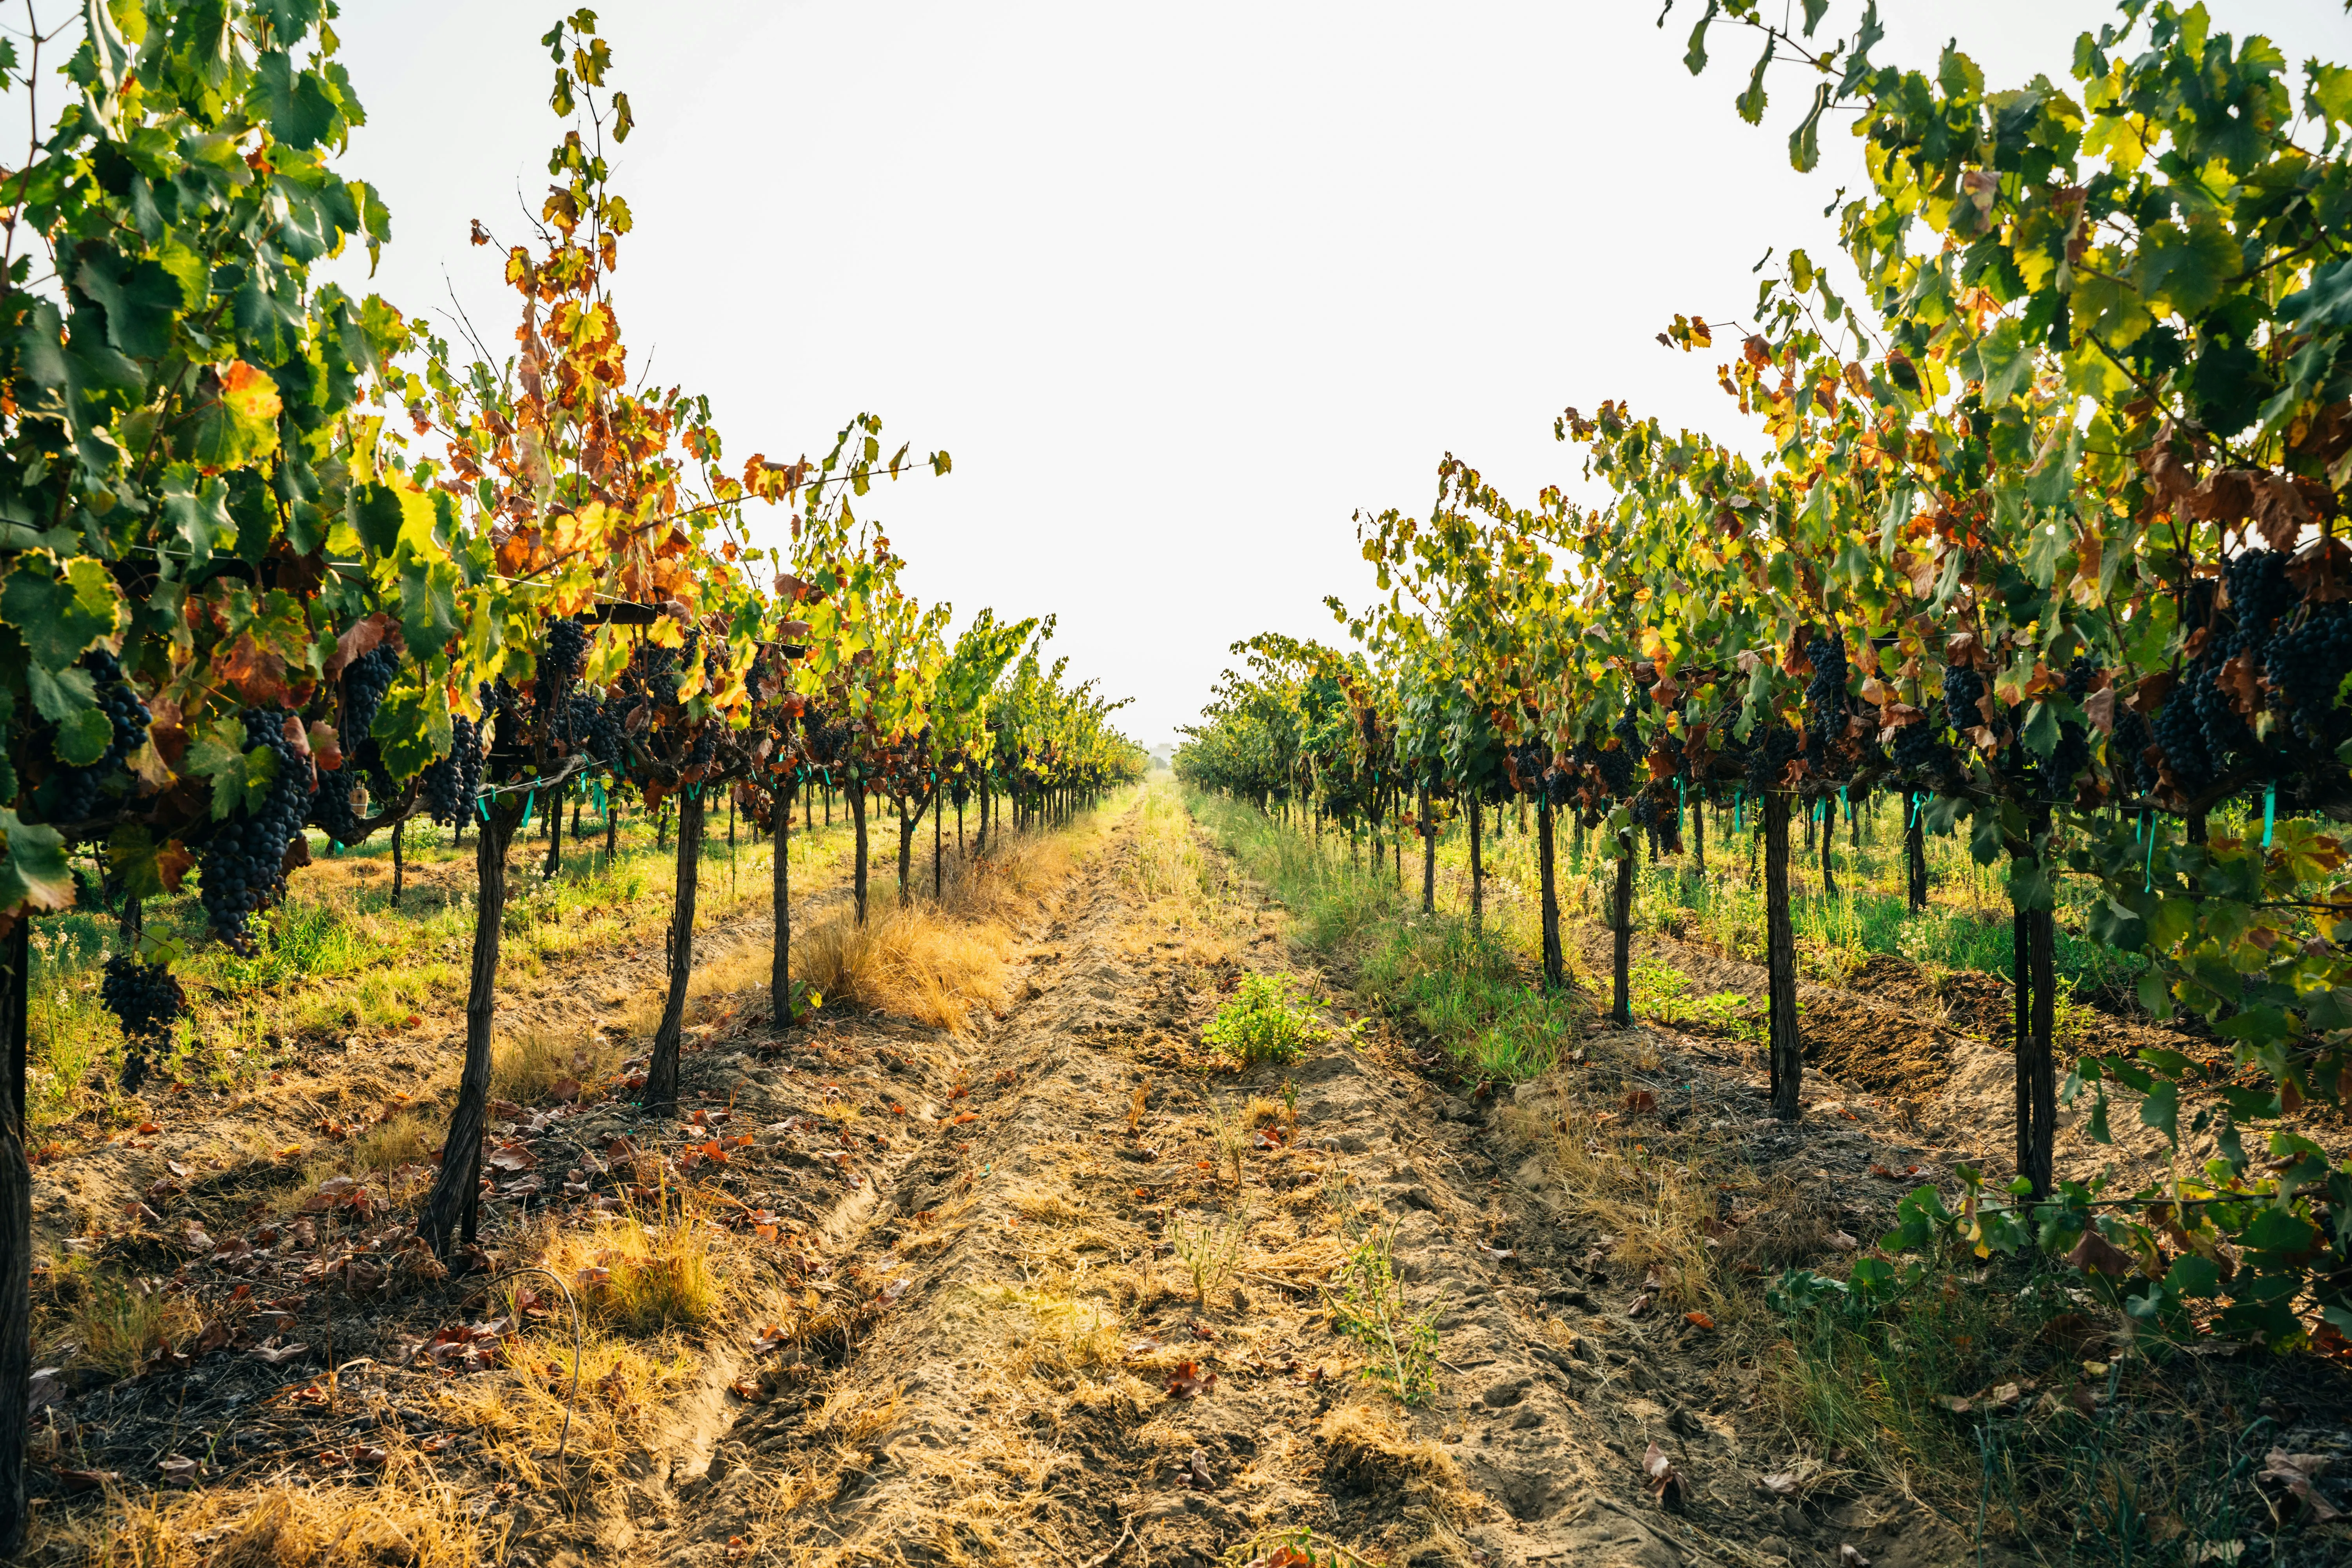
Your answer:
(615, 793), (1863, 1568)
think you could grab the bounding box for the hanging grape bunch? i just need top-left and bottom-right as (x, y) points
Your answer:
(423, 717), (485, 825)
(312, 644), (401, 847)
(197, 710), (315, 952)
(101, 954), (185, 1090)
(566, 691), (628, 773)
(1801, 631), (1848, 772)
(536, 618), (589, 727)
(2153, 581), (2225, 796)
(44, 651), (151, 828)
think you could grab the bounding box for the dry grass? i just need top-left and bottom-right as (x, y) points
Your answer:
(793, 902), (1015, 1033)
(1114, 786), (1238, 965)
(535, 1189), (723, 1334)
(1314, 1403), (1481, 1521)
(1497, 1060), (1730, 1321)
(434, 1323), (699, 1489)
(793, 814), (1110, 1031)
(31, 1476), (503, 1567)
(488, 1026), (622, 1107)
(58, 1269), (201, 1377)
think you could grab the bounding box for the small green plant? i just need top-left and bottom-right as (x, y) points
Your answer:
(1171, 1201), (1249, 1307)
(1326, 1220), (1442, 1406)
(1207, 1096), (1249, 1187)
(1689, 989), (1764, 1045)
(1628, 958), (1693, 1024)
(1201, 970), (1324, 1066)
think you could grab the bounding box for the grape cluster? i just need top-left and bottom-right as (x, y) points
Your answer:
(103, 953), (183, 1087)
(1745, 723), (1798, 793)
(47, 651), (151, 827)
(566, 691), (627, 772)
(313, 645), (401, 846)
(2267, 608), (2352, 746)
(2110, 706), (2160, 795)
(1802, 633), (1849, 769)
(2152, 683), (2217, 793)
(422, 716), (483, 825)
(1941, 663), (1986, 740)
(537, 618), (588, 719)
(198, 708), (312, 951)
(2225, 550), (2295, 649)
(1891, 709), (1946, 775)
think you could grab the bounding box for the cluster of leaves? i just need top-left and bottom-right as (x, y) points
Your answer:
(1199, 969), (1325, 1067)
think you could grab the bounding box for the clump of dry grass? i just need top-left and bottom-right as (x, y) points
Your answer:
(1315, 1403), (1480, 1520)
(33, 1476), (502, 1567)
(792, 902), (1015, 1031)
(1497, 1067), (1729, 1319)
(300, 1107), (439, 1196)
(795, 826), (1092, 1030)
(434, 1323), (698, 1488)
(489, 1026), (621, 1106)
(57, 1268), (199, 1377)
(535, 1189), (722, 1334)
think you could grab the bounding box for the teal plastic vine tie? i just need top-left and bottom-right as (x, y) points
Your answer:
(2262, 782), (2277, 849)
(1906, 791), (1918, 830)
(2143, 816), (2158, 892)
(1735, 790), (1744, 833)
(520, 790), (535, 829)
(1675, 777), (1686, 833)
(1839, 785), (1849, 822)
(476, 794), (490, 824)
(593, 780), (606, 815)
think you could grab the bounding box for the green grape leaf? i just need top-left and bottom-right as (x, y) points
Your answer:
(2164, 1253), (2221, 1299)
(397, 553), (462, 658)
(254, 51), (338, 150)
(105, 824), (177, 902)
(52, 706), (112, 767)
(2087, 895), (2145, 951)
(2136, 218), (2238, 318)
(2138, 1078), (2180, 1144)
(73, 246), (185, 359)
(1737, 36), (1775, 125)
(347, 479), (417, 558)
(182, 362), (284, 471)
(1788, 82), (1831, 172)
(372, 670), (452, 784)
(1969, 808), (2005, 866)
(1, 554), (123, 671)
(161, 463), (236, 559)
(0, 809), (74, 916)
(2280, 257), (2352, 332)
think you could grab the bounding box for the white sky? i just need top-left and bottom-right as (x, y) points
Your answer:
(318, 0), (2349, 746)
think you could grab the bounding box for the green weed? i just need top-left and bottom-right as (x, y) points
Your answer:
(1325, 1220), (1441, 1407)
(1201, 971), (1324, 1067)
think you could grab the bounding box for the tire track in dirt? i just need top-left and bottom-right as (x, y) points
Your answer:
(653, 795), (1764, 1568)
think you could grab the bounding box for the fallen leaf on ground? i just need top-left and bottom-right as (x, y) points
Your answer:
(2258, 1450), (2342, 1521)
(1642, 1441), (1686, 1504)
(1166, 1359), (1216, 1398)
